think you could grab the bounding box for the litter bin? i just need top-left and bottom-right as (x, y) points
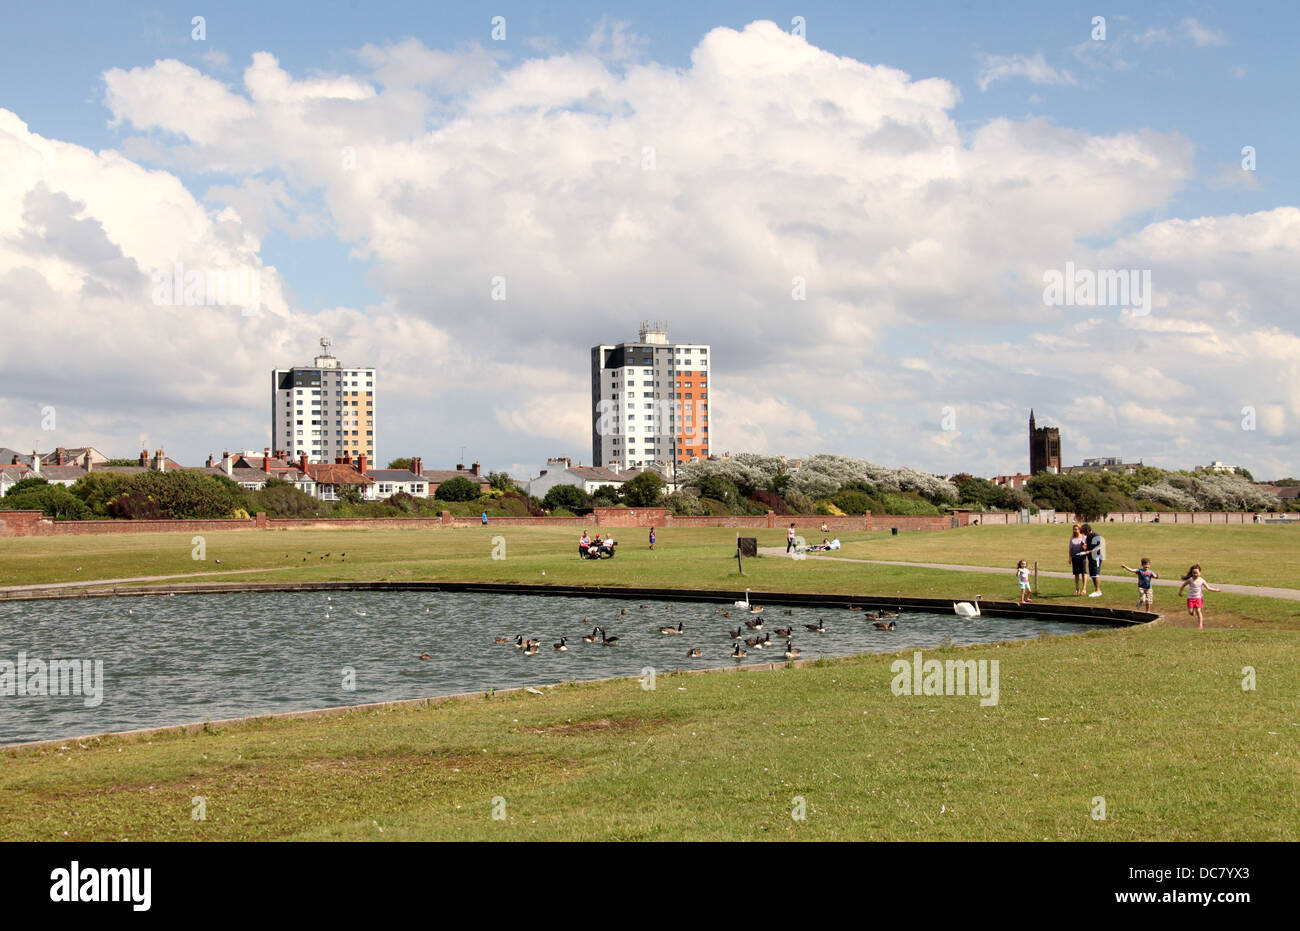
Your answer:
(891, 527), (898, 536)
(737, 537), (758, 557)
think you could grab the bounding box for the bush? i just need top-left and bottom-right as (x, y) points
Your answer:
(831, 489), (883, 515)
(622, 471), (666, 508)
(4, 476), (49, 497)
(666, 487), (704, 515)
(783, 488), (815, 514)
(814, 500), (845, 516)
(106, 491), (166, 520)
(434, 476), (480, 501)
(543, 484), (589, 512)
(699, 497), (732, 516)
(251, 479), (322, 518)
(698, 476), (740, 508)
(879, 492), (942, 516)
(3, 484), (90, 520)
(751, 489), (791, 515)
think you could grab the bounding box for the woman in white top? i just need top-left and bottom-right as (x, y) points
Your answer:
(1178, 564), (1222, 629)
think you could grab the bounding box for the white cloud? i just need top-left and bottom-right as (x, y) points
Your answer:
(1180, 18), (1227, 48)
(976, 52), (1076, 92)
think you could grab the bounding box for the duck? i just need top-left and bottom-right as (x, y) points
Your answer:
(734, 589), (752, 609)
(784, 641), (801, 659)
(953, 595), (982, 618)
(658, 622), (684, 635)
(722, 611), (732, 619)
(732, 643), (747, 659)
(729, 626), (743, 639)
(775, 625), (793, 638)
(782, 610), (794, 616)
(600, 631), (619, 645)
(686, 647), (702, 658)
(553, 637), (568, 652)
(419, 652), (431, 660)
(582, 627), (602, 643)
(805, 619), (826, 633)
(872, 620), (896, 631)
(620, 608), (628, 616)
(493, 636), (510, 644)
(744, 618), (763, 630)
(846, 604), (862, 611)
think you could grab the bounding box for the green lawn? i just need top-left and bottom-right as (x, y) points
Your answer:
(1, 522), (1297, 841)
(1, 624), (1295, 841)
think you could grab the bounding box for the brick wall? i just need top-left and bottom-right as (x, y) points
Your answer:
(868, 514), (963, 531)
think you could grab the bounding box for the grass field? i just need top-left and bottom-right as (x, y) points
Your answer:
(1, 522), (1297, 840)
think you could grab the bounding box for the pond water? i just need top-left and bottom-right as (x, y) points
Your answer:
(0, 591), (1106, 744)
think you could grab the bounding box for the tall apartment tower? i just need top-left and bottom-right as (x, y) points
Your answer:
(591, 323), (710, 468)
(1029, 409), (1061, 475)
(272, 339), (376, 464)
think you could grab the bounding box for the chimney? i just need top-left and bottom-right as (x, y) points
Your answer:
(610, 461), (620, 474)
(139, 449), (148, 467)
(153, 449), (166, 473)
(456, 463), (464, 472)
(539, 469), (547, 477)
(471, 461), (481, 476)
(56, 446), (66, 466)
(263, 454), (271, 473)
(344, 453), (353, 465)
(358, 454), (368, 475)
(83, 451), (93, 473)
(299, 453), (309, 474)
(224, 454), (233, 477)
(412, 457), (423, 475)
(206, 453), (216, 468)
(31, 451), (40, 477)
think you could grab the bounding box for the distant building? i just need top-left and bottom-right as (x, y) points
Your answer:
(1194, 461), (1236, 474)
(419, 460), (491, 497)
(591, 322), (710, 469)
(528, 457), (641, 499)
(991, 472), (1032, 490)
(1028, 410), (1061, 475)
(272, 338), (375, 466)
(1062, 457), (1144, 475)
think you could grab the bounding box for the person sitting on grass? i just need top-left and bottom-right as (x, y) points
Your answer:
(1178, 564), (1222, 630)
(827, 538), (841, 550)
(1120, 558), (1159, 610)
(1016, 559), (1032, 604)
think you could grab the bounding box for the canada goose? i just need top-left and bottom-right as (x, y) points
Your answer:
(600, 631), (619, 645)
(784, 641), (801, 659)
(872, 620), (896, 631)
(658, 622), (684, 635)
(732, 643), (747, 659)
(514, 635), (526, 649)
(582, 627), (602, 643)
(758, 633), (772, 648)
(729, 626), (743, 639)
(745, 636), (762, 648)
(419, 652), (431, 660)
(523, 641), (540, 656)
(878, 610), (899, 619)
(805, 619), (826, 633)
(553, 637), (568, 651)
(734, 589), (752, 609)
(775, 625), (793, 638)
(686, 647), (702, 658)
(749, 605), (764, 615)
(953, 595), (982, 617)
(745, 618), (763, 630)
(493, 636), (509, 644)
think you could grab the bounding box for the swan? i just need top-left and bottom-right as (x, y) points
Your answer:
(734, 589), (752, 609)
(953, 595), (982, 617)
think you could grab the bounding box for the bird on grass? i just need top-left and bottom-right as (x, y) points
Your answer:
(805, 619), (826, 633)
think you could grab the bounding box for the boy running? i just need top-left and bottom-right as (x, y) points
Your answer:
(1120, 558), (1159, 609)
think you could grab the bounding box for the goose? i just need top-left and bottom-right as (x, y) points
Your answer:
(732, 643), (747, 659)
(493, 636), (510, 644)
(523, 641), (540, 656)
(846, 604), (862, 611)
(729, 626), (743, 639)
(872, 620), (896, 631)
(734, 589), (752, 609)
(745, 636), (763, 648)
(513, 635), (526, 649)
(805, 619), (826, 633)
(658, 622), (684, 635)
(744, 618), (763, 630)
(758, 633), (772, 648)
(775, 625), (793, 638)
(722, 611), (732, 619)
(686, 647), (702, 658)
(582, 627), (602, 643)
(879, 610), (899, 619)
(748, 605), (764, 615)
(600, 631), (620, 645)
(553, 637), (568, 652)
(953, 595), (982, 618)
(784, 641), (801, 659)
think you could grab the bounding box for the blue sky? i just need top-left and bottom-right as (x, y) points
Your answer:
(0, 2), (1296, 477)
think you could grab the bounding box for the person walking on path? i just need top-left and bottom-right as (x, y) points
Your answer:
(1080, 523), (1105, 597)
(786, 523), (797, 554)
(1178, 564), (1222, 629)
(1068, 523), (1088, 595)
(1120, 558), (1159, 609)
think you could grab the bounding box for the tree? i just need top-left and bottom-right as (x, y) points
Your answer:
(955, 476), (1003, 510)
(386, 457), (414, 471)
(698, 475), (740, 508)
(4, 476), (48, 497)
(622, 471), (666, 507)
(486, 471), (516, 492)
(2, 484), (90, 520)
(590, 484), (621, 506)
(434, 476), (479, 501)
(542, 483), (589, 511)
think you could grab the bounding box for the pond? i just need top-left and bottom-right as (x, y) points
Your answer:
(0, 591), (1107, 744)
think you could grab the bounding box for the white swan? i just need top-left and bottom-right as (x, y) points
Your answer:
(734, 588), (752, 609)
(953, 595), (982, 617)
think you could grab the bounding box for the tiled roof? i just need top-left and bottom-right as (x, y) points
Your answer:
(421, 470), (488, 484)
(570, 466), (640, 482)
(307, 464), (374, 485)
(368, 470), (424, 482)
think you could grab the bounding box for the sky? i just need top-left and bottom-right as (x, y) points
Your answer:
(0, 1), (1297, 480)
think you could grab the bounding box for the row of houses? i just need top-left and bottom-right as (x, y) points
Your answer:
(0, 446), (494, 503)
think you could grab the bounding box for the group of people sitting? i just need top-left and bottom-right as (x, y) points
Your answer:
(578, 531), (617, 559)
(806, 537), (841, 552)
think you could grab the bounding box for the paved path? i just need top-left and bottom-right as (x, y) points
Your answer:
(0, 567), (284, 595)
(757, 548), (1300, 602)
